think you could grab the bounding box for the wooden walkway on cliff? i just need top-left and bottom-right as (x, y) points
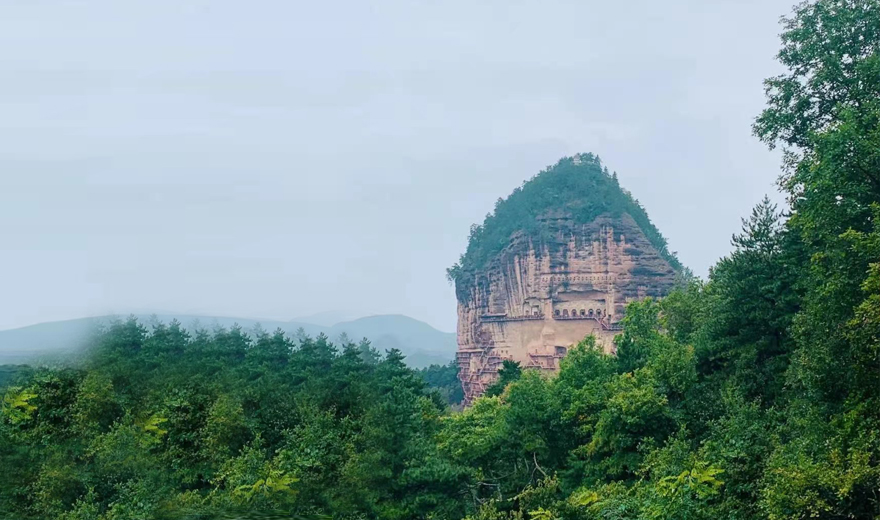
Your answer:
(479, 313), (623, 331)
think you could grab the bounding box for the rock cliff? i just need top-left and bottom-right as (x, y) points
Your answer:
(450, 154), (679, 404)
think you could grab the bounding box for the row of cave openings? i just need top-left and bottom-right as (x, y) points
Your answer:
(555, 308), (604, 318)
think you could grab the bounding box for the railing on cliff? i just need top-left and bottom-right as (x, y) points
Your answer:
(553, 315), (623, 331)
(478, 313), (624, 330)
(480, 314), (545, 322)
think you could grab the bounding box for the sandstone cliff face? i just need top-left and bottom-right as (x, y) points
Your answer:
(456, 212), (677, 405)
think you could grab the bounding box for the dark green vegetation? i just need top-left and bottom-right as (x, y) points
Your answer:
(3, 0), (880, 518)
(0, 323), (466, 519)
(446, 155), (682, 300)
(0, 365), (31, 389)
(418, 362), (464, 407)
(0, 314), (455, 369)
(484, 360), (522, 399)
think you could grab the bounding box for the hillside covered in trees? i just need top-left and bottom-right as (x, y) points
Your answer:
(446, 154), (682, 300)
(3, 0), (880, 519)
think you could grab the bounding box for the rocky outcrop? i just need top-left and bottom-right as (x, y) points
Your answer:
(456, 212), (677, 405)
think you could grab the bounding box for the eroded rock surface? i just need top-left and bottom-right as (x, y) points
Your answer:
(456, 212), (677, 404)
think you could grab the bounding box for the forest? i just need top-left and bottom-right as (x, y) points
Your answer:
(2, 0), (880, 518)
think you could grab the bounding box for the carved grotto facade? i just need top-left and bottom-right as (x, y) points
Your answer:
(455, 212), (677, 405)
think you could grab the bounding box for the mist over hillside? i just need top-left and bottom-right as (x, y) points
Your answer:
(290, 310), (366, 327)
(0, 313), (455, 368)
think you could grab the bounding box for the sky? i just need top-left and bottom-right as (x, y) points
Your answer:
(0, 0), (796, 333)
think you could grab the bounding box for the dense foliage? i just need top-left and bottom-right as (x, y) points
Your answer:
(447, 154), (682, 300)
(3, 0), (880, 518)
(0, 325), (466, 520)
(418, 362), (464, 407)
(0, 365), (31, 388)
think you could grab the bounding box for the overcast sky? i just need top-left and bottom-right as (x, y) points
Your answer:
(1, 0), (795, 333)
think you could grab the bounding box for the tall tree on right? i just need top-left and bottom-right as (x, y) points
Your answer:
(754, 1), (880, 518)
(755, 0), (880, 406)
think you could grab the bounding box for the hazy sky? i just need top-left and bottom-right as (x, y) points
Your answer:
(1, 0), (795, 333)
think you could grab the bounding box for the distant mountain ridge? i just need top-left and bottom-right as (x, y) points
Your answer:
(0, 313), (455, 368)
(290, 310), (365, 327)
